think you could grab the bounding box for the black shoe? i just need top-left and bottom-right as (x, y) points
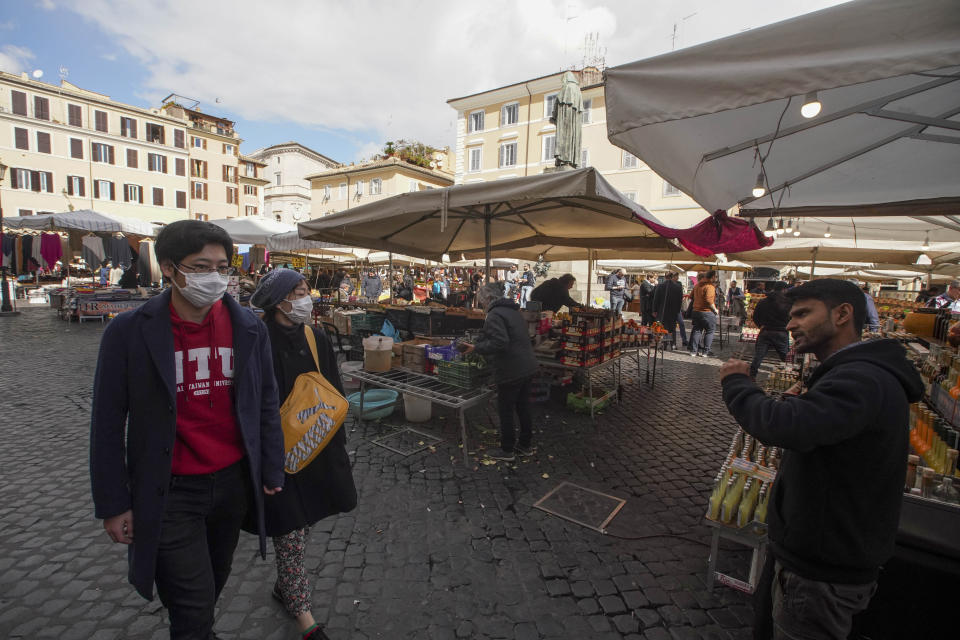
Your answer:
(303, 625), (331, 640)
(705, 351), (717, 357)
(516, 444), (537, 457)
(485, 448), (516, 462)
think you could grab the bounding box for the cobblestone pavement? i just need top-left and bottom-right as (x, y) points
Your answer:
(1, 307), (755, 640)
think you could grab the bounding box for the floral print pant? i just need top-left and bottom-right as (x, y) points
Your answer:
(273, 527), (311, 617)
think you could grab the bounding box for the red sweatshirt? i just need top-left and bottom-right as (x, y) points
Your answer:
(170, 301), (245, 475)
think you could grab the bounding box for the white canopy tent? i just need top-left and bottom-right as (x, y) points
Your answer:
(265, 230), (355, 256)
(209, 217), (295, 244)
(605, 0), (960, 229)
(4, 209), (159, 236)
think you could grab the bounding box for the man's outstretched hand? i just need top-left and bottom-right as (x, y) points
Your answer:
(719, 358), (750, 382)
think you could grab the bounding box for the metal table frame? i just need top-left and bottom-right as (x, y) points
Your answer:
(537, 351), (639, 425)
(704, 518), (769, 594)
(349, 367), (493, 465)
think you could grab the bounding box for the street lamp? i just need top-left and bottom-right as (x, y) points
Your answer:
(0, 160), (20, 315)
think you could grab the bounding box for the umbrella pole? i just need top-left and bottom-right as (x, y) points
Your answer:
(586, 249), (593, 305)
(484, 207), (491, 284)
(389, 252), (394, 301)
(809, 247), (819, 280)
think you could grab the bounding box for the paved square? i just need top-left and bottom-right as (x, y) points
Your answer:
(0, 307), (755, 639)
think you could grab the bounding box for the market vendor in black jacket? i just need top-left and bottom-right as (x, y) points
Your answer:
(529, 273), (581, 313)
(90, 220), (285, 639)
(250, 268), (356, 640)
(463, 283), (538, 463)
(719, 279), (923, 640)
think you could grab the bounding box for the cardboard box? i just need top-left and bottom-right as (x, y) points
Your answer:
(332, 309), (364, 335)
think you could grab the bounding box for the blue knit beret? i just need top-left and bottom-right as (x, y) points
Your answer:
(251, 268), (305, 310)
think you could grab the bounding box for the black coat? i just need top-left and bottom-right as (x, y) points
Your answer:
(252, 317), (357, 537)
(722, 339), (924, 584)
(473, 298), (538, 384)
(652, 281), (683, 323)
(640, 280), (655, 313)
(752, 294), (791, 332)
(90, 290), (284, 600)
(530, 278), (579, 312)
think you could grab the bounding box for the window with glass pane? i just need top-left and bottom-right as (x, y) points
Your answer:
(624, 192), (637, 202)
(581, 148), (589, 168)
(544, 93), (558, 119)
(469, 110), (484, 133)
(622, 151), (638, 169)
(663, 181), (681, 196)
(324, 185), (331, 199)
(501, 103), (519, 126)
(125, 184), (141, 203)
(499, 142), (517, 168)
(582, 99), (592, 124)
(542, 135), (556, 162)
(468, 147), (482, 173)
(338, 183), (347, 199)
(370, 178), (382, 195)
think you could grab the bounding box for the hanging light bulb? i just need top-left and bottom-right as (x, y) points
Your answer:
(801, 91), (822, 118)
(922, 232), (930, 249)
(752, 172), (766, 198)
(777, 218), (786, 235)
(793, 222), (801, 237)
(785, 219), (793, 234)
(764, 216), (775, 237)
(824, 225), (832, 238)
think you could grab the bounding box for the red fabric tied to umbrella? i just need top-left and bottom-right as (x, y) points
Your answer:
(636, 209), (773, 257)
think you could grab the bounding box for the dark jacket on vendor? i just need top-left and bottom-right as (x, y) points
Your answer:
(472, 298), (537, 383)
(89, 290), (284, 599)
(362, 275), (382, 299)
(250, 319), (357, 537)
(652, 279), (683, 322)
(722, 339), (924, 584)
(752, 293), (791, 332)
(530, 278), (579, 312)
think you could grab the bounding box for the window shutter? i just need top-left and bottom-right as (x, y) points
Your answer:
(131, 119), (138, 139)
(34, 96), (50, 120)
(93, 180), (99, 199)
(204, 184), (208, 201)
(203, 162), (207, 179)
(11, 91), (27, 115)
(95, 110), (107, 132)
(14, 128), (28, 150)
(174, 129), (184, 148)
(161, 156), (167, 173)
(175, 158), (185, 176)
(127, 148), (137, 168)
(71, 138), (83, 159)
(10, 169), (17, 189)
(78, 177), (85, 197)
(222, 164), (227, 181)
(154, 188), (162, 206)
(37, 132), (51, 154)
(110, 182), (116, 201)
(108, 146), (115, 165)
(44, 172), (53, 192)
(67, 177), (74, 196)
(176, 191), (186, 208)
(31, 170), (41, 192)
(202, 138), (207, 150)
(123, 185), (129, 202)
(68, 104), (82, 127)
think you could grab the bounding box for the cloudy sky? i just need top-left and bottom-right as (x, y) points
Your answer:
(3, 0), (847, 162)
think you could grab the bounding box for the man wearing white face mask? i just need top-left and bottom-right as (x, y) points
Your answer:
(90, 220), (285, 640)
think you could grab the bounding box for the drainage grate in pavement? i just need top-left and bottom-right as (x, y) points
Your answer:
(370, 427), (443, 456)
(533, 481), (627, 532)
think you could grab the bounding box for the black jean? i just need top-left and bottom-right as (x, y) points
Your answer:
(497, 376), (533, 452)
(155, 458), (253, 640)
(750, 330), (790, 377)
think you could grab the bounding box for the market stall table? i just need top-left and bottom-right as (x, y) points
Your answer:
(349, 367), (494, 466)
(536, 351), (639, 424)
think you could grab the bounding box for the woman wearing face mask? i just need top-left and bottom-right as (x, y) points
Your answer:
(249, 269), (357, 640)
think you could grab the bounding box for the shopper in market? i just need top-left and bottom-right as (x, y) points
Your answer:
(748, 281), (792, 378)
(862, 284), (880, 331)
(652, 272), (684, 349)
(530, 273), (581, 313)
(605, 267), (628, 314)
(98, 260), (112, 286)
(639, 274), (656, 325)
(688, 270), (719, 357)
(361, 269), (383, 301)
(250, 268), (356, 640)
(926, 279), (959, 310)
(90, 220), (285, 640)
(462, 283), (538, 462)
(719, 278), (924, 640)
(520, 264), (536, 309)
(504, 264), (519, 300)
(727, 280), (747, 324)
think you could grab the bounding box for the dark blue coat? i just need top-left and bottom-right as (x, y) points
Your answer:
(89, 290), (285, 600)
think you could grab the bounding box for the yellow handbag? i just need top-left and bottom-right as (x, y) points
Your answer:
(279, 326), (348, 474)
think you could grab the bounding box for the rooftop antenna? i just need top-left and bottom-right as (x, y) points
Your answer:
(59, 66), (69, 81)
(671, 12), (698, 50)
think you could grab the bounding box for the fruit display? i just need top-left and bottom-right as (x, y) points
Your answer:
(875, 296), (921, 319)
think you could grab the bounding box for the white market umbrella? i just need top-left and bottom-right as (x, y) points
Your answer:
(210, 216), (295, 244)
(605, 0), (960, 225)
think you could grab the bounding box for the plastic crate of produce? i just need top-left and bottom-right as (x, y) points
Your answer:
(425, 343), (458, 362)
(436, 359), (492, 388)
(566, 388), (616, 413)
